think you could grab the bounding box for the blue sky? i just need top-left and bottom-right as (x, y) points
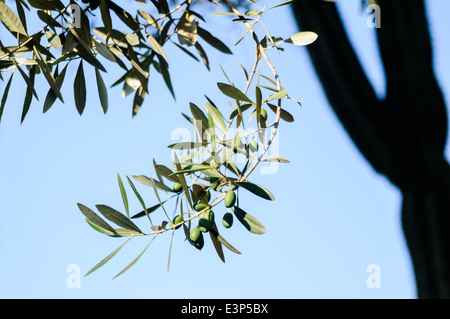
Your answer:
(1, 0), (449, 299)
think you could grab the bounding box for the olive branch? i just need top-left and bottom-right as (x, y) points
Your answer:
(0, 0), (317, 278)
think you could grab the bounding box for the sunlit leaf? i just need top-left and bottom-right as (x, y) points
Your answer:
(232, 206), (266, 234)
(177, 11), (197, 46)
(0, 2), (28, 36)
(217, 82), (253, 103)
(285, 31), (318, 46)
(132, 175), (176, 193)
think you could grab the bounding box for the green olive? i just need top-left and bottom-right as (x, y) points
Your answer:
(173, 182), (183, 192)
(171, 215), (183, 229)
(199, 210), (215, 232)
(222, 212), (233, 228)
(210, 179), (220, 191)
(190, 227), (204, 250)
(260, 108), (268, 122)
(198, 218), (211, 233)
(224, 189), (236, 208)
(194, 201), (208, 212)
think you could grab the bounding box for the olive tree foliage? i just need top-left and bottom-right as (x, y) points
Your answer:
(0, 0), (317, 278)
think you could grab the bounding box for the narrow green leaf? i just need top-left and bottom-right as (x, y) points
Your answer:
(77, 203), (118, 236)
(147, 34), (168, 65)
(217, 82), (253, 103)
(263, 156), (290, 163)
(267, 103), (294, 122)
(43, 63), (68, 113)
(212, 12), (243, 16)
(167, 141), (208, 149)
(267, 89), (289, 101)
(74, 60), (86, 115)
(94, 39), (116, 62)
(113, 236), (156, 279)
(208, 111), (217, 153)
(167, 230), (175, 271)
(255, 86), (262, 127)
(205, 102), (227, 133)
(232, 206), (266, 234)
(0, 71), (13, 123)
(194, 41), (209, 71)
(149, 176), (170, 220)
(85, 218), (118, 237)
(268, 0), (294, 10)
(235, 20), (256, 46)
(170, 163), (223, 179)
(234, 181), (275, 200)
(99, 0), (112, 39)
(173, 153), (193, 210)
(154, 164), (180, 183)
(189, 102), (209, 135)
(11, 60), (39, 101)
(126, 176), (152, 225)
(130, 200), (167, 219)
(209, 223), (225, 262)
(33, 45), (64, 102)
(95, 67), (108, 113)
(138, 10), (161, 30)
(197, 26), (232, 54)
(117, 173), (129, 218)
(216, 233), (242, 254)
(132, 175), (175, 193)
(96, 204), (143, 234)
(84, 238), (130, 277)
(20, 65), (36, 123)
(113, 228), (143, 237)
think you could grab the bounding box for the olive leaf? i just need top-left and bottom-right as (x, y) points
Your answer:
(177, 11), (197, 46)
(234, 181), (275, 200)
(217, 82), (253, 103)
(232, 206), (266, 234)
(84, 238), (131, 277)
(285, 31), (318, 46)
(95, 204), (143, 234)
(77, 203), (118, 236)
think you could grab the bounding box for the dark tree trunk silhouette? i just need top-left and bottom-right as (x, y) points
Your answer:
(291, 0), (450, 298)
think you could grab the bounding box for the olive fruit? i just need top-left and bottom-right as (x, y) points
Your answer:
(249, 140), (259, 153)
(210, 179), (220, 191)
(173, 182), (183, 192)
(199, 210), (215, 232)
(222, 212), (233, 228)
(190, 227), (204, 250)
(171, 215), (183, 229)
(260, 108), (268, 122)
(224, 189), (236, 208)
(233, 135), (244, 153)
(194, 201), (208, 212)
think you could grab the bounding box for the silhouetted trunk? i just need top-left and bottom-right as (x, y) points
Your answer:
(292, 0), (450, 298)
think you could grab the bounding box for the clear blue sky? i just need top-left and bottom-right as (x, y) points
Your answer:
(1, 0), (449, 299)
